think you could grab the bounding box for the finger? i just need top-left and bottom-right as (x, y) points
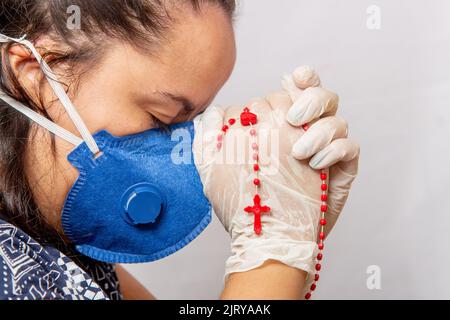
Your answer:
(221, 98), (273, 126)
(309, 138), (360, 170)
(324, 151), (360, 236)
(266, 90), (292, 111)
(215, 101), (272, 167)
(265, 91), (293, 124)
(193, 105), (225, 165)
(281, 66), (321, 102)
(196, 105), (225, 133)
(222, 104), (245, 123)
(287, 87), (339, 127)
(291, 116), (348, 160)
(292, 66), (321, 89)
(246, 97), (273, 124)
(282, 74), (303, 102)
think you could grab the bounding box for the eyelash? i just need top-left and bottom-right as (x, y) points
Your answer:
(146, 102), (193, 130)
(147, 113), (168, 131)
(182, 103), (194, 115)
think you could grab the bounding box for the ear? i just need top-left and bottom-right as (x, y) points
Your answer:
(7, 43), (43, 98)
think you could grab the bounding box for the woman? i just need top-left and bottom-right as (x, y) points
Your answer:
(0, 0), (359, 300)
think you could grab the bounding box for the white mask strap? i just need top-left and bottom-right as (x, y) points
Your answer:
(0, 93), (83, 146)
(0, 34), (99, 154)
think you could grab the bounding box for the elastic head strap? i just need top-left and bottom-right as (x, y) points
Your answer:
(0, 93), (83, 146)
(0, 34), (99, 154)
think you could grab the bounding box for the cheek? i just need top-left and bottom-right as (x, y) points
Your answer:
(72, 95), (154, 137)
(64, 62), (157, 137)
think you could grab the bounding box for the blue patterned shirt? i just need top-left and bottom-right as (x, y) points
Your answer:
(0, 219), (122, 300)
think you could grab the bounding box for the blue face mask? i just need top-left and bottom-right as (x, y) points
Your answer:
(0, 34), (211, 264)
(61, 123), (211, 263)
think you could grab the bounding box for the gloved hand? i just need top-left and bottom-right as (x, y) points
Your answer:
(282, 66), (360, 236)
(193, 66), (359, 282)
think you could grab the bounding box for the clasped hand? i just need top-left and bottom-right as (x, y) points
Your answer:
(193, 66), (359, 283)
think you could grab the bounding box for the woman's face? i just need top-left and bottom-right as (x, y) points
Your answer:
(21, 5), (236, 231)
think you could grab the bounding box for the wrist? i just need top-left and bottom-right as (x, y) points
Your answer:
(221, 260), (307, 300)
(225, 215), (318, 279)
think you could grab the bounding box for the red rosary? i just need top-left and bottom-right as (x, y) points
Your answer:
(217, 106), (329, 300)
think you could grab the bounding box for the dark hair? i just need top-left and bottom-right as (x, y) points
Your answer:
(0, 0), (236, 248)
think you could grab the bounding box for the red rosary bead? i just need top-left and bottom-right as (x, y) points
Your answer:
(253, 179), (261, 186)
(222, 125), (229, 132)
(306, 170), (329, 300)
(253, 164), (260, 172)
(228, 118), (236, 125)
(240, 108), (258, 126)
(305, 293), (312, 300)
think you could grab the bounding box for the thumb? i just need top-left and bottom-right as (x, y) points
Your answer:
(193, 105), (225, 167)
(282, 66), (322, 102)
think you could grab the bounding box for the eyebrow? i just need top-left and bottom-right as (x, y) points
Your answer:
(157, 91), (197, 113)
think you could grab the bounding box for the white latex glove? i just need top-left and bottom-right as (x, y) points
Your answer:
(193, 100), (323, 280)
(193, 66), (359, 284)
(282, 66), (360, 236)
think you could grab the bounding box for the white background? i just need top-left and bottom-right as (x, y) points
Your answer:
(125, 0), (450, 299)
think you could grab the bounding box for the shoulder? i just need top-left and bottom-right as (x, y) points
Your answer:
(0, 219), (109, 300)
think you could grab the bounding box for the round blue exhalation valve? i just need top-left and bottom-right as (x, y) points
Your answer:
(121, 183), (165, 226)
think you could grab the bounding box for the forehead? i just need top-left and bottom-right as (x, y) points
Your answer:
(155, 5), (236, 101)
(95, 5), (236, 114)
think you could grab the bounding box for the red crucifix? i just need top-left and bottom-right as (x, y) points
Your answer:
(244, 194), (271, 235)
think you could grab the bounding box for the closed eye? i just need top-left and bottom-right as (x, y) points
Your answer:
(147, 113), (169, 131)
(181, 103), (195, 115)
